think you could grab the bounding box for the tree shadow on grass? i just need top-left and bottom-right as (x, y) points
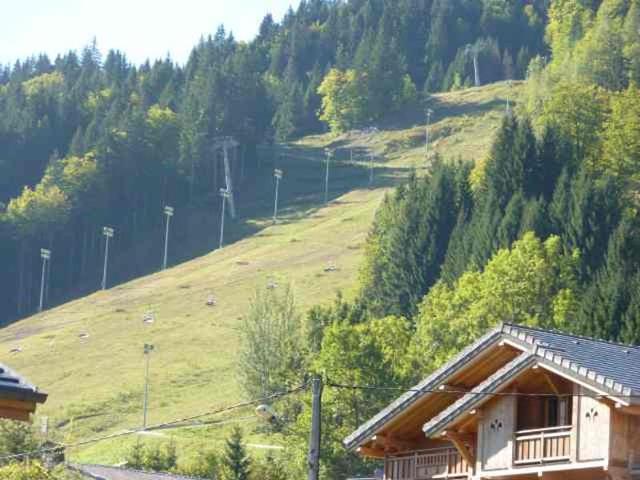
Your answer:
(371, 96), (508, 132)
(90, 143), (405, 292)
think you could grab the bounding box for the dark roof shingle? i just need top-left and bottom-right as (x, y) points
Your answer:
(71, 464), (204, 480)
(0, 363), (47, 403)
(502, 323), (640, 397)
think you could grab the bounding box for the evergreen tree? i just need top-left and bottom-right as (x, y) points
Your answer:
(537, 126), (567, 200)
(222, 427), (251, 480)
(621, 273), (640, 345)
(126, 441), (145, 470)
(484, 115), (520, 207)
(359, 164), (461, 318)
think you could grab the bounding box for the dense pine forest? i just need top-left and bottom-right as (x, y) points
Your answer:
(0, 0), (549, 322)
(3, 0), (640, 479)
(253, 0), (640, 478)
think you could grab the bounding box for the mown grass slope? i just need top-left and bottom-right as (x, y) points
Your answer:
(0, 81), (520, 463)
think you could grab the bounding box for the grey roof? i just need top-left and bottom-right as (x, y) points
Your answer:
(0, 363), (47, 403)
(342, 326), (504, 450)
(70, 464), (204, 480)
(422, 353), (535, 437)
(502, 323), (640, 399)
(345, 323), (640, 451)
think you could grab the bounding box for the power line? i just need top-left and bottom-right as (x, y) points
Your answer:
(0, 384), (308, 462)
(325, 382), (633, 399)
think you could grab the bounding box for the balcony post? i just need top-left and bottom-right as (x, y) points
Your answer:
(570, 383), (579, 463)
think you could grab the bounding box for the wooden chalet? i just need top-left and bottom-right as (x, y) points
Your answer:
(345, 323), (640, 480)
(0, 363), (47, 421)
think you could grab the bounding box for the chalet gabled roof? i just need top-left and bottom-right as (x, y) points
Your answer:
(342, 326), (504, 451)
(344, 322), (640, 451)
(501, 323), (640, 399)
(422, 353), (535, 437)
(0, 363), (47, 404)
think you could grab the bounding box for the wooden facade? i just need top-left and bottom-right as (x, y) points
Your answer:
(0, 364), (47, 421)
(346, 324), (640, 480)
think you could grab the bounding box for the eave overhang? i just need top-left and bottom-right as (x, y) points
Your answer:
(343, 326), (504, 451)
(422, 353), (535, 437)
(0, 364), (48, 405)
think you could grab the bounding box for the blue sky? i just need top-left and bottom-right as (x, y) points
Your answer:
(1, 0), (300, 66)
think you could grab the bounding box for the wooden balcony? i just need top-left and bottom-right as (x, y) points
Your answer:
(513, 426), (571, 465)
(384, 447), (472, 480)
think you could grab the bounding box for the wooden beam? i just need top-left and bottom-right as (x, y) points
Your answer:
(540, 371), (561, 396)
(0, 399), (36, 412)
(618, 405), (640, 416)
(438, 384), (468, 393)
(458, 407), (485, 433)
(443, 431), (475, 467)
(0, 407), (30, 422)
(372, 433), (416, 452)
(357, 446), (385, 459)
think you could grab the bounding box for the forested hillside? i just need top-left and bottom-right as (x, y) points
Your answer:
(4, 0), (640, 479)
(276, 1), (640, 478)
(0, 82), (516, 469)
(0, 0), (549, 322)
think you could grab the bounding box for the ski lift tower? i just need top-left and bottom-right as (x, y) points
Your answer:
(213, 136), (240, 219)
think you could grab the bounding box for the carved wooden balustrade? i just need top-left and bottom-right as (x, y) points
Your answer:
(384, 447), (472, 480)
(513, 425), (572, 465)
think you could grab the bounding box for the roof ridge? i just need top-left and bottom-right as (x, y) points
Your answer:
(502, 322), (640, 351)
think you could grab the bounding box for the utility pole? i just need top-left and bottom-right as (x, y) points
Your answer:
(425, 109), (433, 160)
(219, 188), (230, 249)
(213, 136), (240, 219)
(162, 206), (174, 270)
(38, 249), (51, 312)
(506, 79), (513, 116)
(466, 45), (481, 87)
(273, 169), (283, 223)
(369, 153), (375, 187)
(142, 343), (155, 430)
(473, 52), (480, 87)
(307, 376), (323, 480)
(101, 226), (114, 290)
(324, 148), (333, 205)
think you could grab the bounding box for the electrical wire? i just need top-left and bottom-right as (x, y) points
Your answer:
(0, 383), (308, 462)
(325, 381), (634, 399)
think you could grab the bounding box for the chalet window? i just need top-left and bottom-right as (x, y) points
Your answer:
(547, 397), (558, 426)
(558, 397), (570, 425)
(517, 396), (571, 430)
(544, 397), (571, 427)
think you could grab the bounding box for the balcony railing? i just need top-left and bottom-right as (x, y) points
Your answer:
(384, 447), (472, 480)
(514, 426), (571, 465)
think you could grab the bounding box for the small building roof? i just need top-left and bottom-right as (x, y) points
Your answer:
(345, 323), (640, 451)
(0, 363), (47, 404)
(70, 464), (204, 480)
